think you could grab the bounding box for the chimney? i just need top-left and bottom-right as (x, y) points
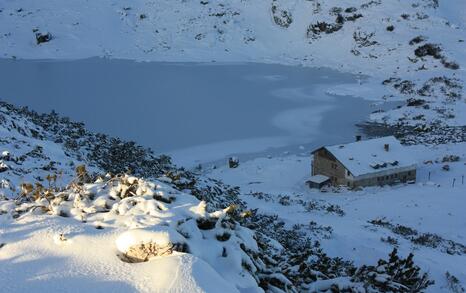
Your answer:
(384, 144), (389, 152)
(356, 135), (362, 142)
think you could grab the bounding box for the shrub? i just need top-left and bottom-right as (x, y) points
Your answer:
(381, 236), (399, 246)
(442, 155), (460, 163)
(271, 1), (293, 28)
(414, 43), (442, 59)
(409, 36), (426, 45)
(120, 242), (188, 263)
(446, 272), (465, 293)
(352, 249), (434, 292)
(407, 98), (426, 107)
(412, 233), (441, 248)
(353, 30), (378, 47)
(441, 59), (460, 70)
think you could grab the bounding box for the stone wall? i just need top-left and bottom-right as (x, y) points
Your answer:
(312, 149), (348, 186)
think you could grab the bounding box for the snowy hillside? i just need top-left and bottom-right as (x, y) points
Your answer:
(1, 0), (466, 292)
(0, 102), (281, 292)
(1, 102), (452, 292)
(208, 142), (466, 292)
(1, 0), (464, 73)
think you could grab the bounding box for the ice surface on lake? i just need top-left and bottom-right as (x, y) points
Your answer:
(0, 58), (383, 166)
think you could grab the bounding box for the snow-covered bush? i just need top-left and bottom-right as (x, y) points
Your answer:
(306, 5), (363, 40)
(409, 35), (427, 45)
(1, 150), (11, 161)
(442, 155), (460, 163)
(370, 218), (466, 255)
(381, 236), (399, 247)
(271, 0), (293, 28)
(446, 272), (465, 293)
(116, 229), (189, 263)
(352, 249), (434, 292)
(0, 101), (244, 212)
(0, 160), (8, 172)
(414, 43), (442, 59)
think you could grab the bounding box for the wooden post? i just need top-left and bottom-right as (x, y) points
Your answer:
(462, 175), (464, 185)
(428, 171), (431, 181)
(452, 178), (456, 188)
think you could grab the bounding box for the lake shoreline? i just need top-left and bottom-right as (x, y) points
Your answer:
(0, 57), (393, 168)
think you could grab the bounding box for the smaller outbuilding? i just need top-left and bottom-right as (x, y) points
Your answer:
(307, 174), (331, 189)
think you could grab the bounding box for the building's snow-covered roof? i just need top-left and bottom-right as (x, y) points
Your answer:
(308, 174), (330, 184)
(320, 136), (416, 178)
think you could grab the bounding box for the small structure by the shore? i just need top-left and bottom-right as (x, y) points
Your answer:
(307, 174), (331, 189)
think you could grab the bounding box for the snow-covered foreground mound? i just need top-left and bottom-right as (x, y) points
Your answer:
(0, 175), (262, 292)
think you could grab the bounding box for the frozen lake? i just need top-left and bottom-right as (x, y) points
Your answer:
(0, 58), (384, 167)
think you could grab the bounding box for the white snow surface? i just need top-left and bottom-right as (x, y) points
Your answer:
(0, 0), (464, 79)
(0, 217), (240, 293)
(308, 174), (330, 184)
(0, 173), (262, 293)
(207, 142), (466, 292)
(1, 0), (466, 291)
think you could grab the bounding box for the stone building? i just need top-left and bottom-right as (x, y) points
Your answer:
(310, 136), (416, 188)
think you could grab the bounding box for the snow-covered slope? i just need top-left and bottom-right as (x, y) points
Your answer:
(1, 0), (466, 291)
(207, 142), (466, 292)
(0, 102), (281, 292)
(0, 0), (463, 75)
(0, 175), (263, 292)
(0, 101), (246, 210)
(0, 101), (272, 291)
(0, 102), (444, 292)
